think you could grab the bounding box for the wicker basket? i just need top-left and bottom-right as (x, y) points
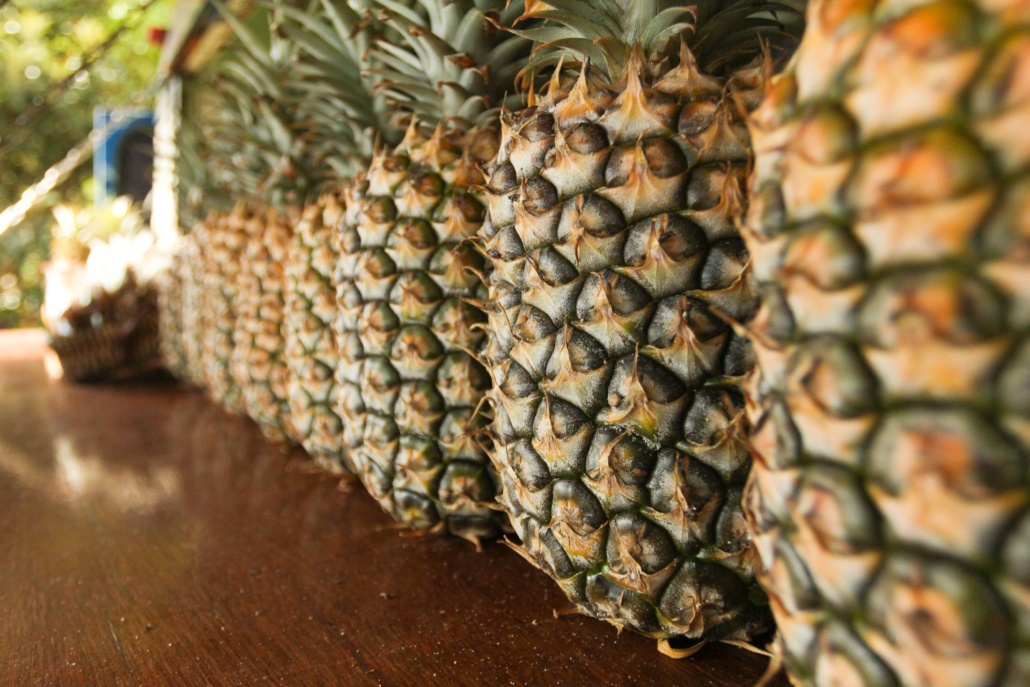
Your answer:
(47, 281), (161, 383)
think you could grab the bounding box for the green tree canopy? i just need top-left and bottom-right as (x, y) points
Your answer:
(0, 0), (169, 328)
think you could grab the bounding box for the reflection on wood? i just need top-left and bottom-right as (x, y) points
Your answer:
(0, 329), (785, 687)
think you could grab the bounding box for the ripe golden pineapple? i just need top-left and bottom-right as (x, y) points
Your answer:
(199, 205), (249, 413)
(742, 1), (1030, 685)
(179, 223), (208, 389)
(479, 0), (800, 643)
(156, 241), (188, 380)
(201, 1), (318, 439)
(231, 207), (296, 443)
(285, 193), (351, 471)
(278, 0), (393, 474)
(334, 0), (530, 541)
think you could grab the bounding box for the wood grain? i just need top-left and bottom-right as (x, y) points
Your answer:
(0, 329), (786, 687)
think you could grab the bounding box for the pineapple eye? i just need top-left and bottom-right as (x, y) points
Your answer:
(409, 171), (445, 197)
(513, 304), (558, 342)
(339, 282), (362, 310)
(678, 99), (719, 137)
(498, 360), (536, 399)
(520, 112), (555, 141)
(509, 440), (551, 491)
(578, 195), (625, 237)
(468, 126), (500, 164)
(682, 387), (743, 444)
(391, 219), (437, 251)
(648, 297), (724, 350)
(658, 221), (705, 261)
(750, 182), (786, 239)
(488, 161), (518, 194)
(339, 226), (362, 253)
(622, 354), (687, 404)
(360, 248), (397, 279)
(783, 222), (866, 290)
(364, 196), (396, 224)
(793, 105), (857, 165)
(382, 153), (406, 172)
(687, 165), (740, 211)
(605, 138), (687, 187)
(588, 428), (658, 481)
(521, 177), (560, 215)
(563, 328), (607, 373)
(723, 333), (754, 378)
(539, 395), (589, 439)
(601, 272), (651, 316)
(623, 214), (705, 268)
(527, 247), (577, 286)
(643, 138), (687, 178)
(552, 480), (606, 532)
(485, 225), (524, 261)
(361, 301), (400, 333)
(440, 192), (483, 225)
(362, 357), (400, 393)
(700, 239), (748, 291)
(563, 122), (609, 154)
(390, 272), (443, 306)
(607, 513), (677, 574)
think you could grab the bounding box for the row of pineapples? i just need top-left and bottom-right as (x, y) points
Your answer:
(155, 1), (1030, 685)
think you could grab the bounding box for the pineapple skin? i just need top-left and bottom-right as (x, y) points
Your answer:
(479, 51), (772, 641)
(180, 223), (209, 389)
(200, 206), (248, 413)
(157, 242), (189, 381)
(231, 207), (296, 444)
(335, 123), (502, 542)
(285, 193), (351, 473)
(742, 1), (1030, 685)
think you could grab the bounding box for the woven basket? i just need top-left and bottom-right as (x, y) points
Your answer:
(47, 286), (161, 383)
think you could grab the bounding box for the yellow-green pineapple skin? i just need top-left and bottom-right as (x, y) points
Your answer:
(335, 123), (500, 541)
(200, 205), (249, 413)
(286, 193), (351, 472)
(479, 4), (785, 641)
(157, 241), (189, 380)
(333, 0), (530, 542)
(180, 223), (208, 389)
(232, 207), (296, 443)
(743, 1), (1030, 685)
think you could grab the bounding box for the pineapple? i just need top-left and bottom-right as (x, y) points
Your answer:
(334, 0), (530, 541)
(156, 240), (189, 380)
(205, 0), (318, 440)
(278, 0), (392, 473)
(479, 0), (800, 644)
(178, 222), (208, 389)
(231, 205), (296, 442)
(742, 1), (1030, 686)
(285, 193), (351, 471)
(199, 204), (250, 413)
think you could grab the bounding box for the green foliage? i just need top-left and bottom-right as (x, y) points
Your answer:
(0, 0), (169, 328)
(369, 0), (529, 127)
(508, 0), (803, 83)
(178, 2), (315, 216)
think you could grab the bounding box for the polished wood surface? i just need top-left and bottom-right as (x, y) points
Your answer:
(0, 329), (784, 687)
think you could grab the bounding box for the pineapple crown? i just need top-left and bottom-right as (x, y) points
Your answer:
(205, 0), (317, 209)
(366, 0), (532, 131)
(507, 0), (805, 85)
(277, 0), (400, 182)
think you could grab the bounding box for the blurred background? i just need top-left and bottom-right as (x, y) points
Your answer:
(0, 0), (171, 329)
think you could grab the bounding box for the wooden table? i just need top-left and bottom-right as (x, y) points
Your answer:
(0, 329), (784, 687)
